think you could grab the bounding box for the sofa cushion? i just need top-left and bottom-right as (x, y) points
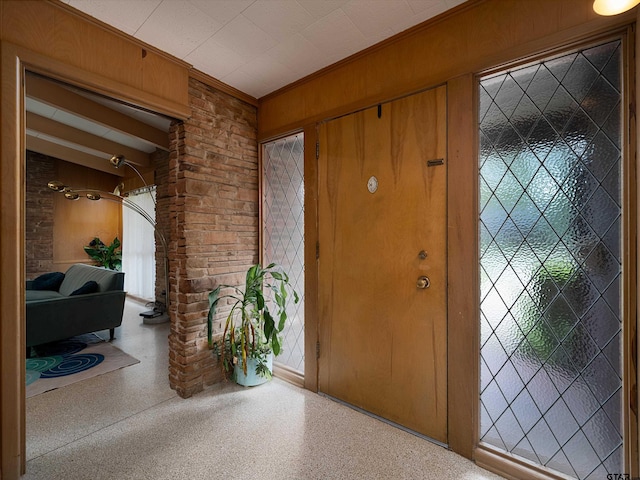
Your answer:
(70, 280), (99, 296)
(59, 264), (124, 296)
(26, 290), (64, 301)
(32, 272), (65, 291)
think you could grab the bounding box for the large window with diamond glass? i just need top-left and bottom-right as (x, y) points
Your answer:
(262, 133), (305, 375)
(479, 40), (624, 478)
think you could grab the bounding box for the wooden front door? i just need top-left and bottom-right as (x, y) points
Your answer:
(317, 86), (448, 442)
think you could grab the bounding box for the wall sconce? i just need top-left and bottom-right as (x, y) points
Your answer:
(593, 0), (640, 15)
(47, 180), (170, 324)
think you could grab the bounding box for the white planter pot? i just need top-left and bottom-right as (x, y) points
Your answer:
(234, 352), (273, 387)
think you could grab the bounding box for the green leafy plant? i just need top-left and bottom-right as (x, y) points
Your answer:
(208, 263), (299, 380)
(83, 236), (122, 271)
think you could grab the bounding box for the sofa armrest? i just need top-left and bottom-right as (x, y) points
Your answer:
(26, 290), (126, 347)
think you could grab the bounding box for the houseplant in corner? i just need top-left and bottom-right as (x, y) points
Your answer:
(83, 236), (122, 271)
(207, 263), (299, 386)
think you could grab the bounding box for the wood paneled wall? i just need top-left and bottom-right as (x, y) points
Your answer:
(1, 0), (190, 119)
(257, 0), (639, 471)
(25, 153), (121, 278)
(52, 160), (122, 273)
(258, 0), (635, 139)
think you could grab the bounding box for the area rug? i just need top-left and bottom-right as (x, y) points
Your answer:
(26, 333), (139, 398)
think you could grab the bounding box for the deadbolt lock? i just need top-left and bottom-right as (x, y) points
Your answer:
(417, 276), (430, 289)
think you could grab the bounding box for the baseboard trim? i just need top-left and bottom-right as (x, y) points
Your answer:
(475, 444), (571, 480)
(273, 363), (304, 388)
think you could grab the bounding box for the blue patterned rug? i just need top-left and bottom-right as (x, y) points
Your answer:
(26, 333), (139, 397)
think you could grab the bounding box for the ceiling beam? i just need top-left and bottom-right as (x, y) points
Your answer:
(26, 74), (170, 151)
(27, 112), (151, 168)
(26, 135), (126, 177)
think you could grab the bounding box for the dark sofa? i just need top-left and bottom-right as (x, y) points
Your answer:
(26, 263), (126, 347)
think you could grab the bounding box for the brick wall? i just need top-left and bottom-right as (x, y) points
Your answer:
(164, 77), (258, 398)
(26, 151), (55, 278)
(152, 149), (170, 310)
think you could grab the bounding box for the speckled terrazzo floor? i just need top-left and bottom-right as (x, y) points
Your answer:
(25, 299), (503, 480)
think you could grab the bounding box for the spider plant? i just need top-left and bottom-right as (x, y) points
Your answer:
(207, 263), (299, 379)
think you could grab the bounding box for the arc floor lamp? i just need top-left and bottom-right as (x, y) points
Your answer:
(48, 156), (169, 325)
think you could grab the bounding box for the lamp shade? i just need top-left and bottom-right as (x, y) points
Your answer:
(110, 154), (126, 168)
(63, 191), (79, 200)
(47, 180), (67, 192)
(593, 0), (640, 15)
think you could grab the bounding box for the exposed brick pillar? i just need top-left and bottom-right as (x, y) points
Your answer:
(166, 78), (258, 398)
(25, 151), (55, 279)
(153, 149), (170, 310)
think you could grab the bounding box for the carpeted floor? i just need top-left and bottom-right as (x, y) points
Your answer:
(26, 333), (139, 398)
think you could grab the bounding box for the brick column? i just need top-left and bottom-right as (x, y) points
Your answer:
(165, 78), (258, 398)
(26, 151), (55, 279)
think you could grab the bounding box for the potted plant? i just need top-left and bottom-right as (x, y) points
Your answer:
(83, 236), (122, 271)
(207, 263), (299, 386)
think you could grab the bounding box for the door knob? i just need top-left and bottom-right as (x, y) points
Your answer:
(417, 276), (430, 289)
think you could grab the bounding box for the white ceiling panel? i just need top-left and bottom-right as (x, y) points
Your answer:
(134, 0), (223, 58)
(243, 1), (315, 42)
(189, 0), (254, 25)
(210, 14), (278, 59)
(265, 33), (328, 77)
(62, 0), (468, 98)
(26, 98), (57, 119)
(297, 0), (350, 20)
(237, 56), (299, 94)
(67, 0), (161, 36)
(51, 110), (111, 137)
(185, 39), (247, 80)
(222, 69), (272, 99)
(103, 130), (157, 153)
(343, 1), (414, 41)
(302, 8), (369, 64)
(30, 130), (113, 159)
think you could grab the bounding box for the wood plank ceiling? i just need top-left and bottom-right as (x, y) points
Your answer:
(25, 72), (172, 176)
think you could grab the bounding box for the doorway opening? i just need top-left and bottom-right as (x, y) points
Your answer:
(24, 71), (174, 463)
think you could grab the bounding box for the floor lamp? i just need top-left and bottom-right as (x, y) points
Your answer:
(47, 180), (170, 324)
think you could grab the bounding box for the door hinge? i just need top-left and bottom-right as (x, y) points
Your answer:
(316, 141), (320, 160)
(316, 241), (320, 260)
(316, 341), (320, 358)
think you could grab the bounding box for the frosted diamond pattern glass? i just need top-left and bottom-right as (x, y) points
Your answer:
(479, 40), (622, 479)
(263, 134), (305, 374)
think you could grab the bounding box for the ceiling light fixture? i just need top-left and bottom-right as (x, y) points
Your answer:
(593, 0), (640, 15)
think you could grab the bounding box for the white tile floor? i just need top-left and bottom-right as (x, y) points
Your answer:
(25, 299), (503, 480)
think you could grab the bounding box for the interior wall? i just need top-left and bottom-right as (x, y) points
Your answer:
(51, 160), (122, 273)
(257, 0), (639, 469)
(258, 0), (634, 138)
(0, 0), (190, 118)
(25, 151), (55, 279)
(165, 77), (258, 398)
(152, 148), (170, 309)
(26, 152), (122, 277)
